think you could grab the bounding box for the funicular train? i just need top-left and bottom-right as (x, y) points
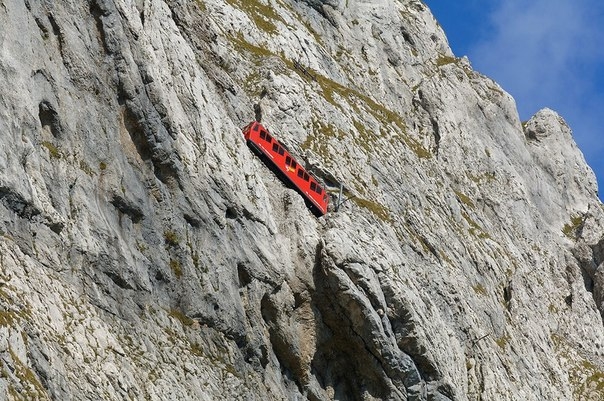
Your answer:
(243, 122), (329, 216)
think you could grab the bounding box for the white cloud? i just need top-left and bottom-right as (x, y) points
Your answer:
(472, 1), (600, 112)
(469, 0), (604, 189)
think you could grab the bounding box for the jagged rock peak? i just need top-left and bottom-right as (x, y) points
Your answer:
(524, 108), (569, 141)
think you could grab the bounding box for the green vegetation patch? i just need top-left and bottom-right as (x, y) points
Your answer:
(0, 289), (31, 327)
(472, 283), (487, 296)
(579, 361), (604, 394)
(468, 171), (496, 185)
(41, 141), (61, 159)
(228, 31), (276, 62)
(302, 119), (345, 161)
(310, 72), (430, 159)
(169, 308), (195, 327)
(0, 310), (18, 327)
(195, 0), (207, 12)
(78, 160), (95, 176)
(170, 259), (182, 278)
(439, 250), (454, 266)
(164, 230), (180, 247)
(495, 334), (511, 350)
(228, 31), (430, 161)
(242, 70), (264, 97)
(225, 0), (286, 35)
(436, 55), (458, 67)
(552, 333), (604, 398)
(227, 32), (277, 97)
(352, 197), (392, 223)
(454, 190), (475, 208)
(562, 215), (584, 239)
(462, 212), (491, 239)
(9, 348), (48, 399)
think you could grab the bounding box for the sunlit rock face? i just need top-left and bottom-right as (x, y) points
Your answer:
(0, 0), (603, 400)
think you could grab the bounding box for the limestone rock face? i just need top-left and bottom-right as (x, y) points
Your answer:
(0, 0), (603, 400)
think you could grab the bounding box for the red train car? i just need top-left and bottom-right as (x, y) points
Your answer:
(243, 121), (329, 216)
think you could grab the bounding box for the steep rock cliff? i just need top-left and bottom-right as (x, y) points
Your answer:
(0, 0), (603, 400)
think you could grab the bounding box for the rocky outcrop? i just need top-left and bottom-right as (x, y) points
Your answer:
(0, 0), (603, 400)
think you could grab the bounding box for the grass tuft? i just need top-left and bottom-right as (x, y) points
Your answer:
(41, 141), (61, 159)
(170, 259), (182, 278)
(164, 230), (180, 247)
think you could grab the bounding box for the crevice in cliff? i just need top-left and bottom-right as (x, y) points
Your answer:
(237, 262), (253, 287)
(104, 270), (135, 290)
(122, 105), (152, 161)
(184, 293), (247, 350)
(574, 234), (604, 321)
(593, 238), (604, 266)
(260, 289), (307, 385)
(0, 186), (64, 235)
(0, 187), (41, 220)
(309, 243), (407, 400)
(110, 194), (144, 223)
(400, 25), (416, 50)
(120, 103), (180, 187)
(590, 238), (604, 319)
(183, 213), (202, 228)
(38, 101), (62, 139)
(91, 2), (183, 190)
(89, 0), (110, 54)
(46, 12), (68, 67)
(33, 16), (50, 40)
(430, 117), (440, 156)
(390, 313), (440, 382)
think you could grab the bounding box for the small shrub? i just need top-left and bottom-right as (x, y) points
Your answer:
(562, 215), (583, 239)
(454, 190), (475, 208)
(169, 308), (193, 326)
(472, 284), (487, 296)
(352, 197), (392, 222)
(436, 55), (457, 67)
(41, 141), (61, 158)
(79, 160), (94, 176)
(164, 230), (180, 247)
(170, 259), (182, 278)
(195, 0), (206, 11)
(495, 334), (510, 350)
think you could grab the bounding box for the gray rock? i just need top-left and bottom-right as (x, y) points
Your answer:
(0, 0), (602, 400)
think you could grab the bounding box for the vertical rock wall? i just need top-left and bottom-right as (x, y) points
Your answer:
(0, 0), (603, 400)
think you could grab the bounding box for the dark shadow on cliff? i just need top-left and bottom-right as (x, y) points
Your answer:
(308, 241), (394, 401)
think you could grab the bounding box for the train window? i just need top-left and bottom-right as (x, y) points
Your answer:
(297, 169), (304, 178)
(316, 187), (323, 195)
(291, 160), (297, 169)
(266, 134), (272, 143)
(272, 143), (279, 152)
(303, 172), (309, 181)
(253, 124), (260, 132)
(310, 182), (317, 192)
(286, 156), (292, 165)
(278, 147), (285, 156)
(260, 130), (266, 140)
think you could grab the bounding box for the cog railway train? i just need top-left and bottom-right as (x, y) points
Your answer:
(243, 122), (329, 216)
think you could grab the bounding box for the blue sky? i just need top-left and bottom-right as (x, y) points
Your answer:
(424, 1), (604, 196)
